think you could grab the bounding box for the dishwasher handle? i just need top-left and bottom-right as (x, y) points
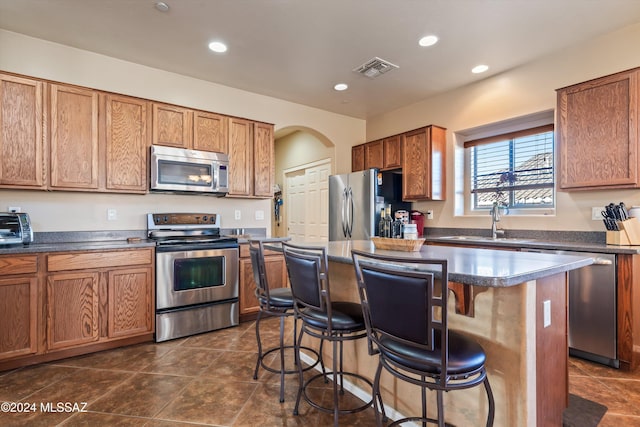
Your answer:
(592, 257), (613, 265)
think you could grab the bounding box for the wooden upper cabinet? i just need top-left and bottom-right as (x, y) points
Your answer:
(193, 111), (228, 153)
(352, 144), (365, 172)
(104, 94), (150, 193)
(253, 122), (274, 197)
(402, 125), (446, 201)
(365, 140), (384, 170)
(152, 103), (192, 149)
(0, 74), (44, 189)
(383, 135), (402, 170)
(49, 84), (99, 190)
(557, 69), (639, 190)
(228, 117), (253, 196)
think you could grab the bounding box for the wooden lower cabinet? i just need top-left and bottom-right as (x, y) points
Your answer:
(107, 267), (153, 338)
(46, 271), (100, 350)
(0, 248), (154, 371)
(0, 276), (38, 361)
(239, 244), (287, 320)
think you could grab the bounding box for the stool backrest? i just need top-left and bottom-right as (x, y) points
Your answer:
(351, 249), (449, 377)
(249, 238), (290, 310)
(282, 242), (334, 326)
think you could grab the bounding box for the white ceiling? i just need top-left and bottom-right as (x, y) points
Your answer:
(2, 0), (640, 119)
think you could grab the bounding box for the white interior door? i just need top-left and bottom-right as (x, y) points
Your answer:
(285, 170), (306, 241)
(284, 159), (331, 242)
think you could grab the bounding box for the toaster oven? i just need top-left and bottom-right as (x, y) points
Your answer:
(0, 213), (34, 246)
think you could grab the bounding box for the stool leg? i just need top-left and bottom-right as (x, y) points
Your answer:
(484, 376), (495, 427)
(293, 326), (305, 416)
(339, 337), (345, 394)
(373, 359), (384, 427)
(436, 389), (444, 427)
(332, 337), (339, 427)
(252, 310), (264, 380)
(421, 380), (427, 427)
(278, 314), (286, 403)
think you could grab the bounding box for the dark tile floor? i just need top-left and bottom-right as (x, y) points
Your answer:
(0, 316), (638, 426)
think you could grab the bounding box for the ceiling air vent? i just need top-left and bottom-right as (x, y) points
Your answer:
(353, 57), (399, 79)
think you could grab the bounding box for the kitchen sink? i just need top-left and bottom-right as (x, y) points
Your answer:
(437, 235), (533, 244)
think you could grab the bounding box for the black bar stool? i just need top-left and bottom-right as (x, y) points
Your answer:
(249, 238), (320, 403)
(282, 241), (379, 427)
(352, 249), (495, 427)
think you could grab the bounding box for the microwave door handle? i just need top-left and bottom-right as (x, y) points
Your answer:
(212, 165), (219, 190)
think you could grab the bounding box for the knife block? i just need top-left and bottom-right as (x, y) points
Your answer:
(607, 217), (640, 245)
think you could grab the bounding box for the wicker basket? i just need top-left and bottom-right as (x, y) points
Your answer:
(370, 237), (425, 252)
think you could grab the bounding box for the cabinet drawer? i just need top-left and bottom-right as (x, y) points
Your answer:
(0, 255), (38, 275)
(239, 243), (282, 258)
(47, 248), (153, 272)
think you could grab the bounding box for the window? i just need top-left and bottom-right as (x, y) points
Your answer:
(466, 124), (554, 210)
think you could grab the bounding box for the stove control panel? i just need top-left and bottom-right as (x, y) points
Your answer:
(147, 213), (220, 229)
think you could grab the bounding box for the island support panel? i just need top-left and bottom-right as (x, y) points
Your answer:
(298, 261), (568, 427)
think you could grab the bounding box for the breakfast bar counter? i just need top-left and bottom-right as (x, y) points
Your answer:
(294, 240), (593, 427)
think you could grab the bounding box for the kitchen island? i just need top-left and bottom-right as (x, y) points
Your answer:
(291, 240), (594, 427)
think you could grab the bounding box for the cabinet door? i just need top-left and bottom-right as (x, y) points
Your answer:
(254, 122), (274, 197)
(558, 70), (639, 189)
(105, 94), (149, 192)
(239, 254), (287, 315)
(402, 126), (446, 201)
(0, 74), (44, 188)
(49, 84), (99, 189)
(0, 277), (38, 360)
(193, 111), (228, 153)
(383, 135), (402, 170)
(352, 144), (365, 172)
(46, 271), (99, 350)
(152, 103), (192, 149)
(107, 267), (153, 338)
(365, 140), (384, 170)
(228, 117), (253, 196)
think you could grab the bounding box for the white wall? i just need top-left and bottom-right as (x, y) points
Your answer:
(0, 29), (366, 232)
(366, 22), (640, 232)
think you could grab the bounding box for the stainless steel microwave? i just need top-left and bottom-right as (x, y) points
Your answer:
(150, 145), (229, 195)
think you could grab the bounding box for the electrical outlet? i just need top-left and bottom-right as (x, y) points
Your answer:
(426, 210), (434, 220)
(592, 207), (604, 220)
(7, 206), (21, 213)
(107, 208), (117, 221)
(255, 210), (264, 220)
(543, 300), (551, 328)
(234, 210), (241, 220)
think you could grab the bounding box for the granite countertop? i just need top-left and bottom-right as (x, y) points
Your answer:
(425, 235), (640, 254)
(0, 239), (157, 254)
(297, 240), (594, 288)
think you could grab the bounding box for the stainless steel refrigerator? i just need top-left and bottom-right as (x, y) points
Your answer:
(329, 169), (411, 241)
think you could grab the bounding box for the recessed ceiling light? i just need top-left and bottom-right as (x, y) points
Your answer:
(334, 83), (348, 91)
(208, 41), (228, 53)
(154, 2), (169, 12)
(472, 64), (489, 74)
(418, 35), (438, 47)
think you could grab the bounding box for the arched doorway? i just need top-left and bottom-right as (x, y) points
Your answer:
(273, 126), (335, 241)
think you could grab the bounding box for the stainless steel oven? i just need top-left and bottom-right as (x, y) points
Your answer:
(148, 213), (239, 342)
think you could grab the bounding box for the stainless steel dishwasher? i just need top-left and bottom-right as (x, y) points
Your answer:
(523, 249), (618, 368)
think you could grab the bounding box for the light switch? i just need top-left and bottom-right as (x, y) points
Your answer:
(255, 210), (264, 220)
(543, 300), (551, 328)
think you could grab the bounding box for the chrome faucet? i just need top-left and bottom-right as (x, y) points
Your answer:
(490, 203), (505, 239)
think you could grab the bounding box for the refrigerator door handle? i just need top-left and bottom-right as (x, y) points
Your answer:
(347, 187), (354, 237)
(341, 188), (348, 237)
